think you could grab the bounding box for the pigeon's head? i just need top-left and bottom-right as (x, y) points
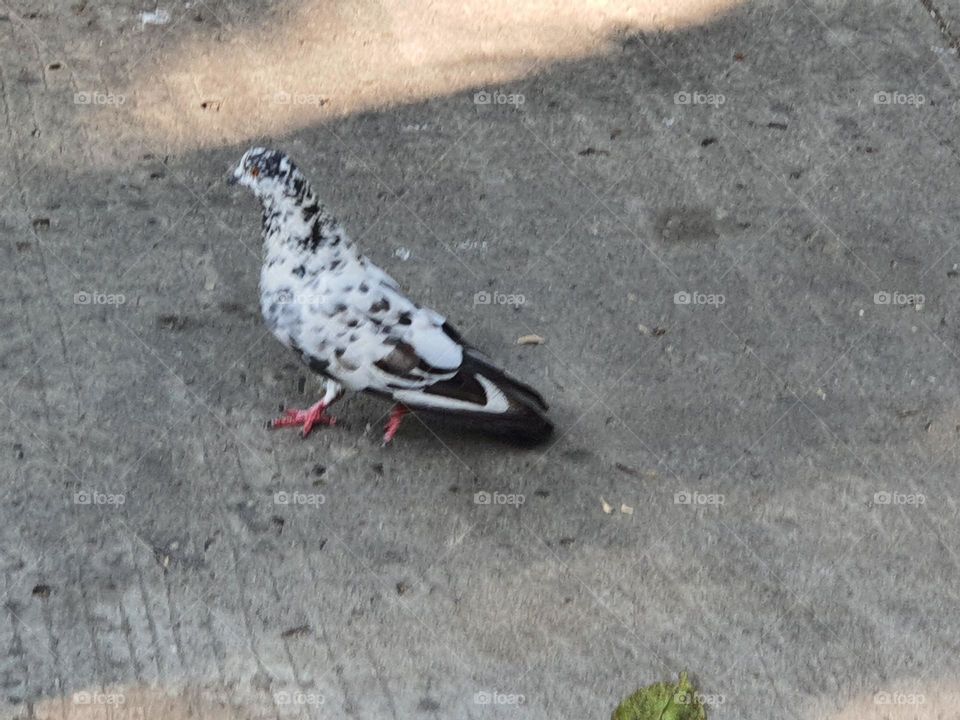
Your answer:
(228, 147), (309, 205)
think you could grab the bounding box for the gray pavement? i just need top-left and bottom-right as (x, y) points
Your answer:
(2, 1), (960, 718)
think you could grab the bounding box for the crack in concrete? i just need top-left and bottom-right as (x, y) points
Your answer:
(919, 0), (960, 53)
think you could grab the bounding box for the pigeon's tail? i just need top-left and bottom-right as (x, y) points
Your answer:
(394, 350), (554, 446)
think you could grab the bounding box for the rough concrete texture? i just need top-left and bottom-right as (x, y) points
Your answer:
(2, 0), (960, 718)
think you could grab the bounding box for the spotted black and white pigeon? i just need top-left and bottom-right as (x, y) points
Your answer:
(227, 147), (553, 445)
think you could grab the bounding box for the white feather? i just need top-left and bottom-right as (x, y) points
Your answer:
(393, 375), (509, 414)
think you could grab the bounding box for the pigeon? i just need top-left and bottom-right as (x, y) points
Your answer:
(227, 147), (553, 445)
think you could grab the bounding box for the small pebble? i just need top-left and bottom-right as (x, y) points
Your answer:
(517, 334), (544, 346)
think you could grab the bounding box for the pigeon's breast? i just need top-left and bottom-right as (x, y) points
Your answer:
(260, 256), (315, 349)
(259, 254), (355, 365)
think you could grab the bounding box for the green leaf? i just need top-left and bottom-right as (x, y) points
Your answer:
(611, 672), (707, 720)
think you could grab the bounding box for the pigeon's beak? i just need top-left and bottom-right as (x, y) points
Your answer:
(226, 166), (241, 186)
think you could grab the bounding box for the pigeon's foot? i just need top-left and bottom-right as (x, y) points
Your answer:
(382, 405), (408, 445)
(271, 401), (337, 437)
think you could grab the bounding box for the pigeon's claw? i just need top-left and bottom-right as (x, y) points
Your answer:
(382, 405), (408, 445)
(271, 401), (337, 437)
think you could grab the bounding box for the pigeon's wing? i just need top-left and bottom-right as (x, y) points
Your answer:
(351, 277), (464, 389)
(338, 263), (552, 443)
(384, 336), (553, 444)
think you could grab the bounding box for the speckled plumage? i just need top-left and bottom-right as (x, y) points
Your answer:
(229, 147), (552, 444)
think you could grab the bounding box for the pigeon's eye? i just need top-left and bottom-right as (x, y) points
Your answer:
(250, 167), (260, 178)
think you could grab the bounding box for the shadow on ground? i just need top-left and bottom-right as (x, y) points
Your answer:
(2, 0), (960, 718)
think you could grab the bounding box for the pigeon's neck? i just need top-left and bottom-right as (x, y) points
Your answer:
(260, 183), (353, 257)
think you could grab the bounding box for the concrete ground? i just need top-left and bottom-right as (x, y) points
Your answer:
(2, 0), (960, 718)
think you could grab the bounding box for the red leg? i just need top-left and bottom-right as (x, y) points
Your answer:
(382, 405), (408, 445)
(270, 399), (337, 437)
